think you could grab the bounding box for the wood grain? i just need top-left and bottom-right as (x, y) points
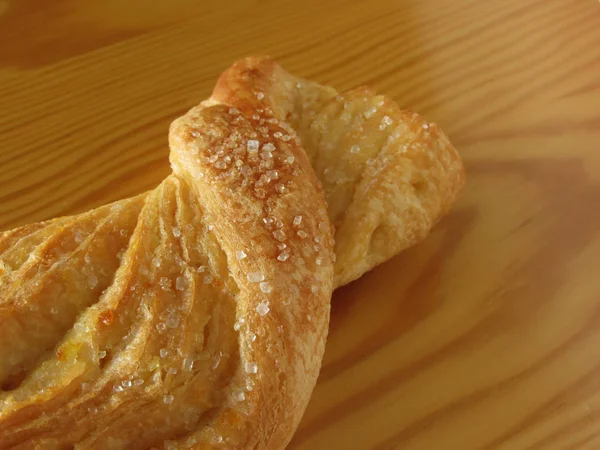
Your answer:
(1, 0), (600, 448)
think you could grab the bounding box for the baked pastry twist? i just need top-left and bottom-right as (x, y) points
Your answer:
(0, 57), (464, 449)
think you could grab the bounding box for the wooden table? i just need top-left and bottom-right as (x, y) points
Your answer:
(1, 0), (600, 448)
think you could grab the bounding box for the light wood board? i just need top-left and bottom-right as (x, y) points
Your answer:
(1, 0), (600, 448)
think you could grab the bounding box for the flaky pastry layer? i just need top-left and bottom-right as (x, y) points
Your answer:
(0, 57), (464, 449)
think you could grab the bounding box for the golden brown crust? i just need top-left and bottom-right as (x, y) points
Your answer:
(211, 57), (465, 287)
(0, 57), (464, 449)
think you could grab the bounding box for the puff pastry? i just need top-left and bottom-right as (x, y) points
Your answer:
(0, 57), (464, 449)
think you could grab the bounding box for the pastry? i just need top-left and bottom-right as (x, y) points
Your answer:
(0, 57), (464, 449)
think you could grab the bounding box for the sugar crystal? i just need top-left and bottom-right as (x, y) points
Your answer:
(364, 107), (377, 119)
(245, 362), (258, 374)
(247, 140), (259, 153)
(212, 352), (222, 369)
(247, 272), (265, 283)
(166, 315), (180, 328)
(380, 115), (393, 130)
(266, 169), (279, 180)
(182, 358), (194, 372)
(159, 277), (172, 291)
(256, 301), (270, 316)
(175, 276), (186, 291)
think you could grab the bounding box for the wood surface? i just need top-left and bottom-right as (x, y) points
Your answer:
(1, 0), (600, 448)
